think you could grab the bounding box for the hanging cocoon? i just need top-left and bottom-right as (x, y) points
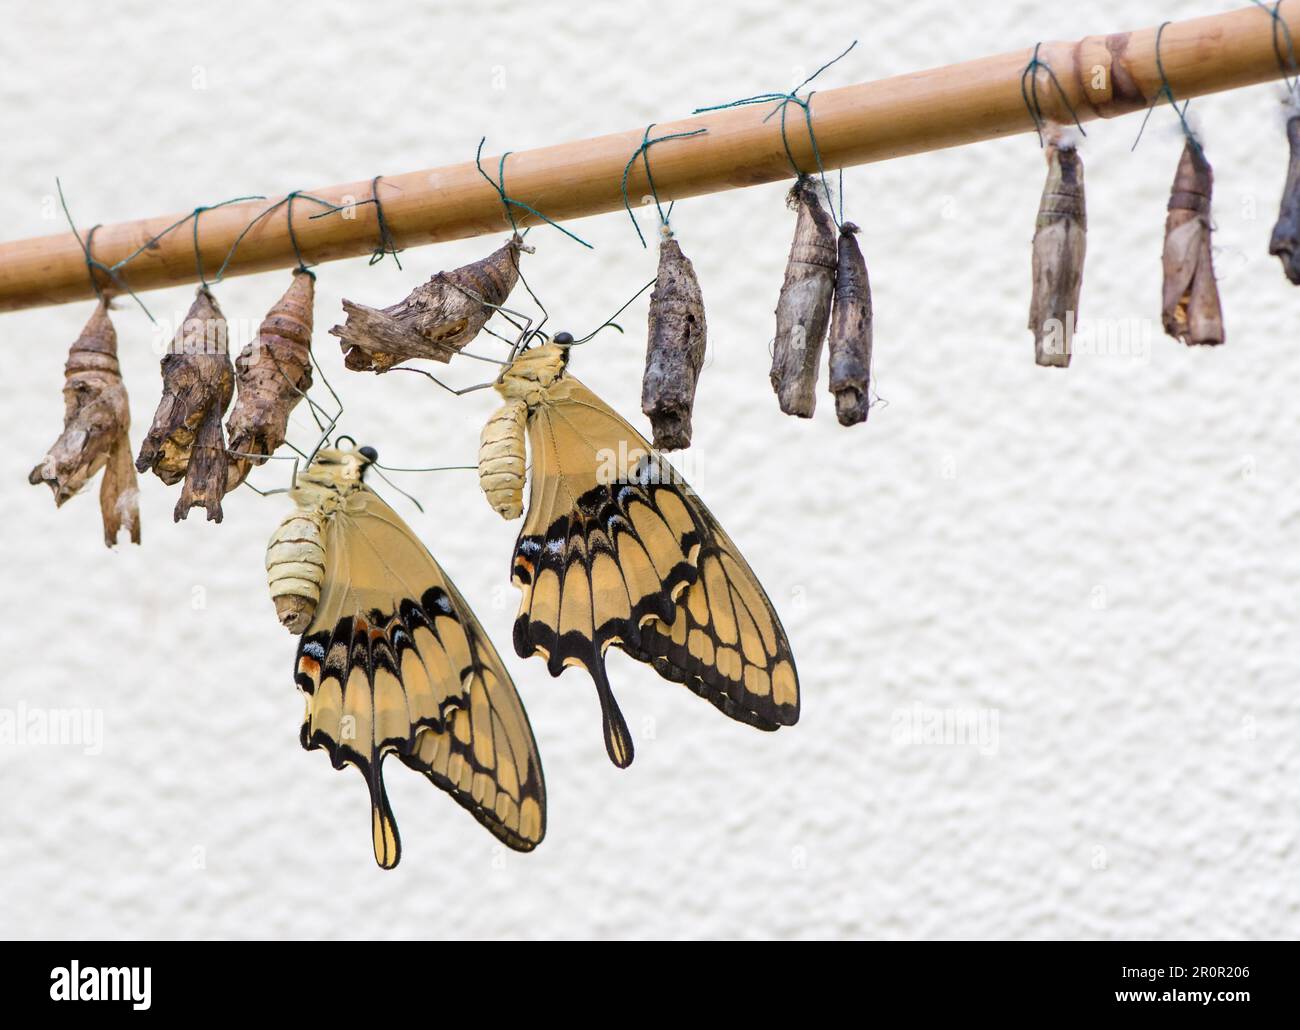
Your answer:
(1269, 94), (1300, 284)
(226, 269), (315, 489)
(827, 222), (873, 425)
(641, 230), (707, 450)
(135, 287), (236, 522)
(771, 178), (837, 418)
(1161, 140), (1224, 346)
(29, 298), (141, 547)
(332, 235), (526, 372)
(1028, 136), (1086, 368)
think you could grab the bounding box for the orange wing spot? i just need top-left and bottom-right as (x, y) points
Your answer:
(298, 656), (321, 679)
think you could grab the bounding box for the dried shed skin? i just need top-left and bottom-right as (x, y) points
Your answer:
(1269, 113), (1300, 284)
(1028, 142), (1087, 368)
(771, 179), (837, 418)
(135, 287), (236, 522)
(28, 299), (141, 546)
(227, 270), (315, 489)
(331, 236), (524, 372)
(641, 235), (707, 450)
(1162, 141), (1224, 346)
(827, 223), (873, 425)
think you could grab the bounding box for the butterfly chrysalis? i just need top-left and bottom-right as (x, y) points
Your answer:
(771, 178), (836, 418)
(226, 269), (315, 489)
(1028, 136), (1086, 368)
(1269, 96), (1300, 284)
(827, 222), (873, 424)
(135, 286), (235, 522)
(29, 297), (141, 547)
(641, 230), (707, 450)
(331, 235), (527, 373)
(1162, 140), (1224, 346)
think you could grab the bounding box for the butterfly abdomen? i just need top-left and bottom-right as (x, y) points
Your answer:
(478, 398), (528, 519)
(266, 509), (327, 633)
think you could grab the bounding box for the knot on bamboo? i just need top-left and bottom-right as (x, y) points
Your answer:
(135, 287), (236, 522)
(29, 298), (141, 547)
(226, 270), (315, 488)
(331, 235), (524, 372)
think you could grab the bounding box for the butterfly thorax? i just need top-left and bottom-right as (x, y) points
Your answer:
(494, 342), (567, 409)
(289, 447), (369, 517)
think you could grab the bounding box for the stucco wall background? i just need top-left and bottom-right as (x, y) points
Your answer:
(2, 0), (1298, 940)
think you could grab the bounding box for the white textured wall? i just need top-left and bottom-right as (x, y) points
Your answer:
(2, 0), (1299, 940)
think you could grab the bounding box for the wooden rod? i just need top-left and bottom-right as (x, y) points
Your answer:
(1, 2), (1296, 313)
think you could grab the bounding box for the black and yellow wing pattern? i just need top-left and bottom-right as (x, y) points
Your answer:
(511, 369), (799, 767)
(294, 487), (545, 867)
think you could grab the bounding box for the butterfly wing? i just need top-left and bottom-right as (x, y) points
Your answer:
(512, 374), (798, 767)
(295, 488), (545, 866)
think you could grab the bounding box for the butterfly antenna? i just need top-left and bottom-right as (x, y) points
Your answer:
(568, 277), (656, 345)
(369, 465), (426, 513)
(373, 462), (478, 473)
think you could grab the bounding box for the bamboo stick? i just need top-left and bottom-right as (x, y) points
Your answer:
(0, 2), (1295, 314)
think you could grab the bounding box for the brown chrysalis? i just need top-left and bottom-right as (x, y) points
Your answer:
(826, 222), (873, 425)
(641, 231), (707, 450)
(226, 270), (314, 489)
(1028, 137), (1087, 368)
(29, 298), (141, 547)
(1162, 140), (1224, 346)
(1269, 100), (1300, 284)
(771, 178), (837, 418)
(135, 287), (235, 522)
(331, 235), (526, 372)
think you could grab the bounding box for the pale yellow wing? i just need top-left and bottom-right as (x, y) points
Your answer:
(295, 488), (545, 866)
(512, 373), (799, 768)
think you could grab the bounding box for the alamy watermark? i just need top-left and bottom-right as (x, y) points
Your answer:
(0, 702), (103, 755)
(594, 439), (697, 487)
(891, 703), (1000, 756)
(1036, 312), (1153, 364)
(50, 962), (150, 1010)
